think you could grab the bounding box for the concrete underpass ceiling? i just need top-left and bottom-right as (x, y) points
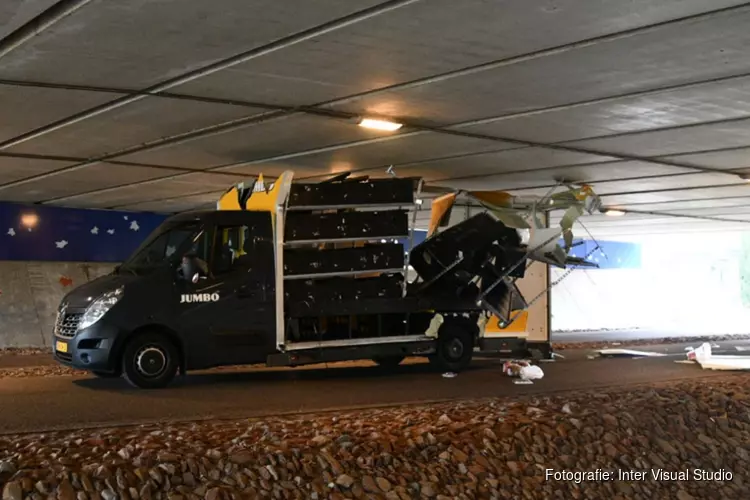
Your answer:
(3, 0), (750, 236)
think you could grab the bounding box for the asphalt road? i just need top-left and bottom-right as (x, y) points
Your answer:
(0, 348), (743, 434)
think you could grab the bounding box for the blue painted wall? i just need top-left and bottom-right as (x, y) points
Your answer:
(1, 201), (641, 269)
(0, 202), (167, 262)
(567, 239), (642, 269)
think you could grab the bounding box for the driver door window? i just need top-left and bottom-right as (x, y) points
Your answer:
(126, 225), (201, 269)
(210, 225), (250, 276)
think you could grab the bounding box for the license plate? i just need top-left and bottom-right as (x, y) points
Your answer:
(55, 341), (68, 353)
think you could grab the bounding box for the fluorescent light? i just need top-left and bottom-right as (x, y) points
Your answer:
(358, 118), (403, 131)
(604, 209), (625, 217)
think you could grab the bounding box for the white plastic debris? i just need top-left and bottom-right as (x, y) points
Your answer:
(686, 342), (712, 362)
(586, 354), (599, 360)
(700, 357), (750, 370)
(686, 342), (750, 371)
(735, 346), (750, 352)
(519, 365), (544, 380)
(503, 360), (543, 384)
(561, 403), (572, 414)
(442, 372), (457, 378)
(596, 349), (667, 357)
(551, 352), (565, 359)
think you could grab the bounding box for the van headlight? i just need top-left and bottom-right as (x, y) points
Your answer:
(79, 287), (124, 331)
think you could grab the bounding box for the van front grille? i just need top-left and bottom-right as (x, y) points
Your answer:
(55, 313), (83, 339)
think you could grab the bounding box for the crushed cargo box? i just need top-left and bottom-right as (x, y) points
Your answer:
(410, 212), (525, 285)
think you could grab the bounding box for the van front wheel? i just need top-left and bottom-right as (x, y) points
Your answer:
(122, 333), (179, 389)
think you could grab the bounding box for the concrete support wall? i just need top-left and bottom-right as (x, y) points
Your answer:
(0, 261), (116, 348)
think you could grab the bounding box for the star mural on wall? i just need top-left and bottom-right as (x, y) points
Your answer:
(129, 220), (140, 231)
(91, 226), (99, 234)
(55, 240), (68, 249)
(107, 229), (115, 235)
(6, 228), (15, 236)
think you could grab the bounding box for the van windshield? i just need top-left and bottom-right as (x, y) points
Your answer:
(120, 222), (202, 273)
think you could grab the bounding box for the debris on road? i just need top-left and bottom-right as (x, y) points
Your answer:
(519, 365), (544, 380)
(686, 342), (750, 371)
(502, 360), (544, 384)
(554, 333), (750, 351)
(441, 372), (457, 378)
(0, 376), (747, 499)
(596, 348), (668, 358)
(502, 359), (530, 377)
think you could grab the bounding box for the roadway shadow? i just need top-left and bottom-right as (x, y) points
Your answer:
(72, 358), (494, 392)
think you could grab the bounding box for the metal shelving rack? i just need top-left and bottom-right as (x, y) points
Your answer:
(281, 178), (420, 285)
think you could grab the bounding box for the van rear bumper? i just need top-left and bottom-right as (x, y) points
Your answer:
(52, 321), (123, 373)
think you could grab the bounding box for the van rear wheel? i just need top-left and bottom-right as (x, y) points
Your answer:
(122, 332), (179, 389)
(431, 323), (474, 373)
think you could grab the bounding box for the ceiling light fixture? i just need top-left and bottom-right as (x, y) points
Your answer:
(603, 209), (626, 217)
(20, 213), (39, 228)
(358, 118), (403, 131)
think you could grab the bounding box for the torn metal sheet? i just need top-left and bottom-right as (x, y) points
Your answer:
(596, 349), (667, 357)
(687, 342), (750, 370)
(699, 357), (750, 370)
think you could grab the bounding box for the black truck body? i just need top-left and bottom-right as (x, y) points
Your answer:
(52, 172), (538, 388)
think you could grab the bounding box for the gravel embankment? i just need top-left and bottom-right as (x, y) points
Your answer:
(0, 365), (86, 379)
(1, 376), (748, 499)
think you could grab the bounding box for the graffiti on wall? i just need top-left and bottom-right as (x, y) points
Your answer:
(0, 202), (167, 262)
